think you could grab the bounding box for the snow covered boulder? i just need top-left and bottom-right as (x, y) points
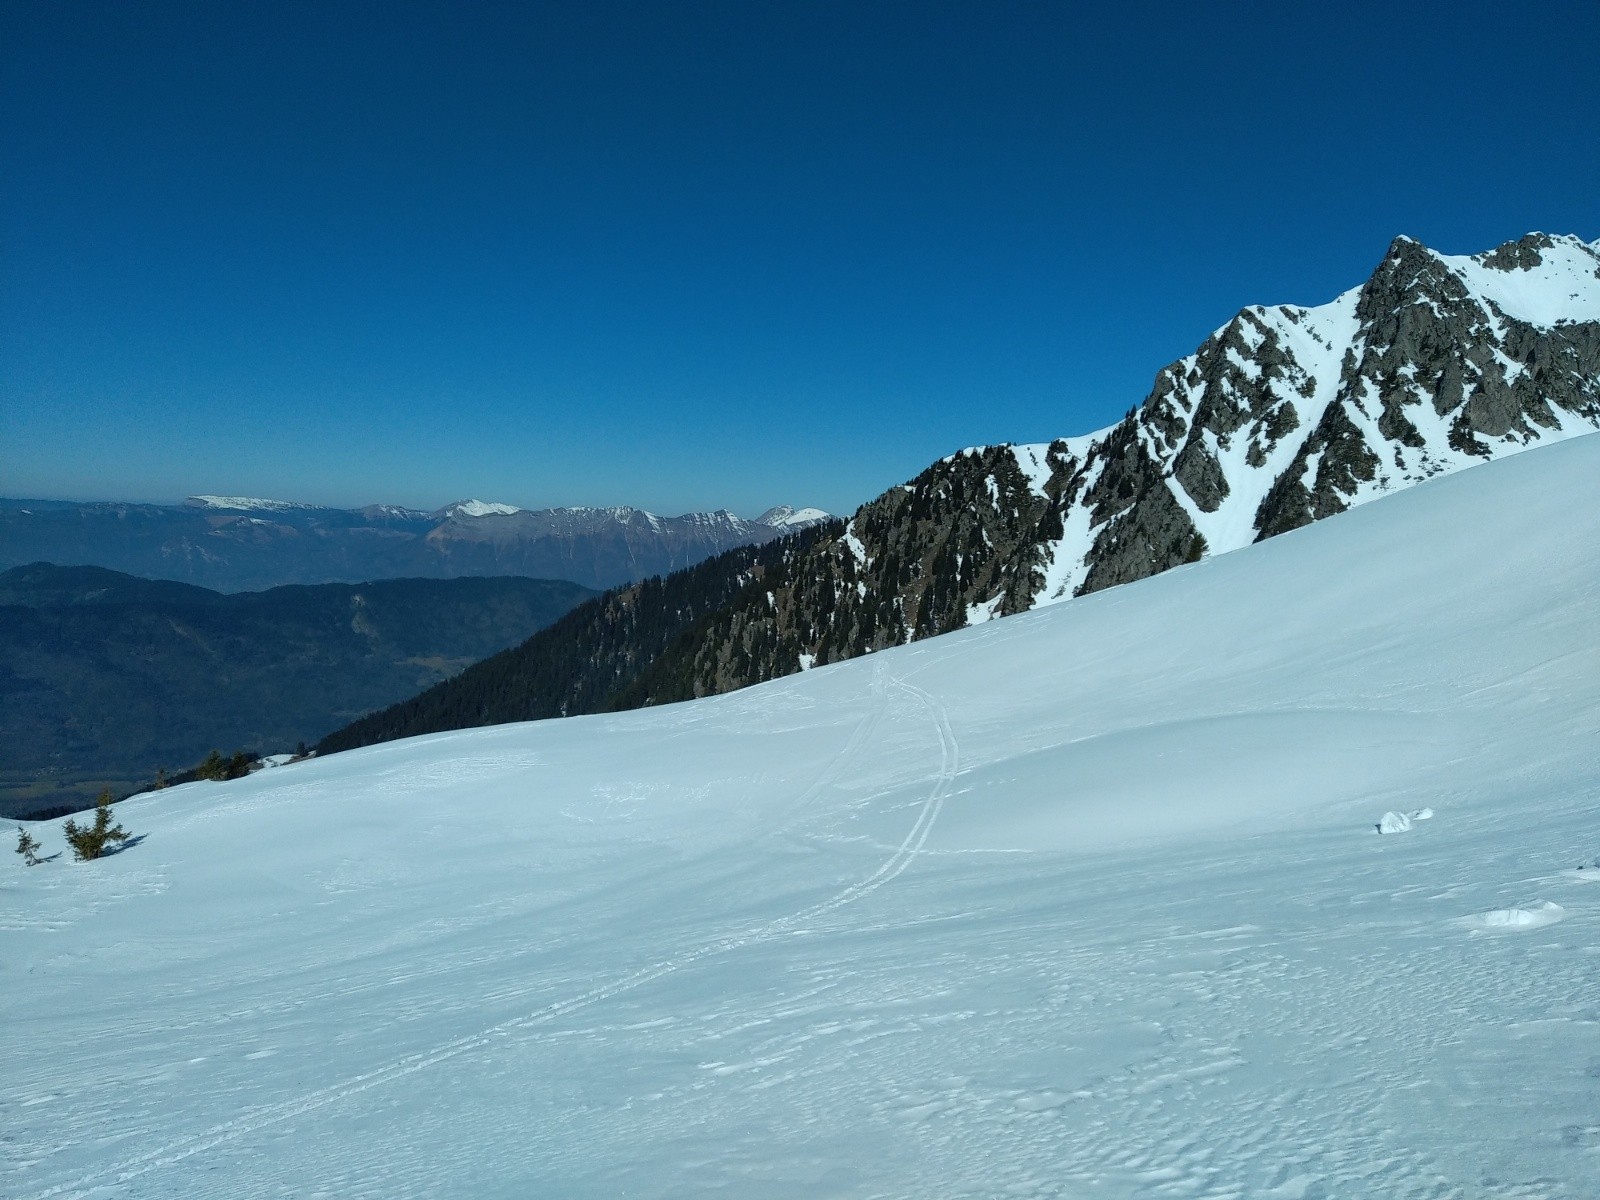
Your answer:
(1377, 811), (1412, 834)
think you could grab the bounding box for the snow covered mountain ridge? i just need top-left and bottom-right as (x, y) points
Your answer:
(434, 499), (524, 518)
(433, 501), (831, 531)
(739, 230), (1600, 654)
(5, 495), (831, 592)
(183, 495), (830, 530)
(186, 495), (327, 513)
(979, 230), (1600, 606)
(317, 231), (1600, 750)
(756, 504), (835, 530)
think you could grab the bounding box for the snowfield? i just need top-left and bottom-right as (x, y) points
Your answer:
(6, 436), (1599, 1199)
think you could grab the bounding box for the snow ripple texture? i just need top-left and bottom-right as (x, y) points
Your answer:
(5, 436), (1600, 1199)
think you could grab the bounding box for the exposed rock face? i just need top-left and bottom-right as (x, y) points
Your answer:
(1255, 402), (1384, 539)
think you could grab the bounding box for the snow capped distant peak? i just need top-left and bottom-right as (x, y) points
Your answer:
(186, 495), (322, 513)
(756, 505), (833, 530)
(359, 504), (430, 520)
(437, 499), (523, 519)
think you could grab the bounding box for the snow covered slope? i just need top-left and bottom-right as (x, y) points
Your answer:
(6, 435), (1600, 1199)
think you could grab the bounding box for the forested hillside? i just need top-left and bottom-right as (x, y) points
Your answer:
(315, 523), (839, 753)
(1, 567), (594, 817)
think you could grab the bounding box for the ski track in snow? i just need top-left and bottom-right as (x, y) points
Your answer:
(19, 674), (959, 1200)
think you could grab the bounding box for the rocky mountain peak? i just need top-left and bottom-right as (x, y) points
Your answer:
(597, 230), (1600, 692)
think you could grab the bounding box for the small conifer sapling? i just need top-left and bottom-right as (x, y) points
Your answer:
(14, 824), (42, 866)
(62, 790), (132, 862)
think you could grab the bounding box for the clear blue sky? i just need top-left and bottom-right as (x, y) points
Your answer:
(3, 1), (1596, 517)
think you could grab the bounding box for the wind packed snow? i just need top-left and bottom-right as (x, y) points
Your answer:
(6, 437), (1600, 1199)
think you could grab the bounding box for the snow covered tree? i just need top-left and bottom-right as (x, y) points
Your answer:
(62, 790), (131, 862)
(14, 824), (42, 866)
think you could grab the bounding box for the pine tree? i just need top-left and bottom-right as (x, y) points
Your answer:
(14, 824), (42, 866)
(62, 790), (131, 862)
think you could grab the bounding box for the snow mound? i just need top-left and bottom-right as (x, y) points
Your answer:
(1460, 902), (1566, 932)
(1376, 809), (1440, 838)
(1376, 807), (1434, 834)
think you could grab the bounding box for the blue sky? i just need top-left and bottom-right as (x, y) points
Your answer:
(3, 1), (1596, 518)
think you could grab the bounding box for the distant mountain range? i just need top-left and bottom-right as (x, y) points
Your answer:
(0, 496), (831, 593)
(319, 232), (1600, 753)
(0, 564), (595, 819)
